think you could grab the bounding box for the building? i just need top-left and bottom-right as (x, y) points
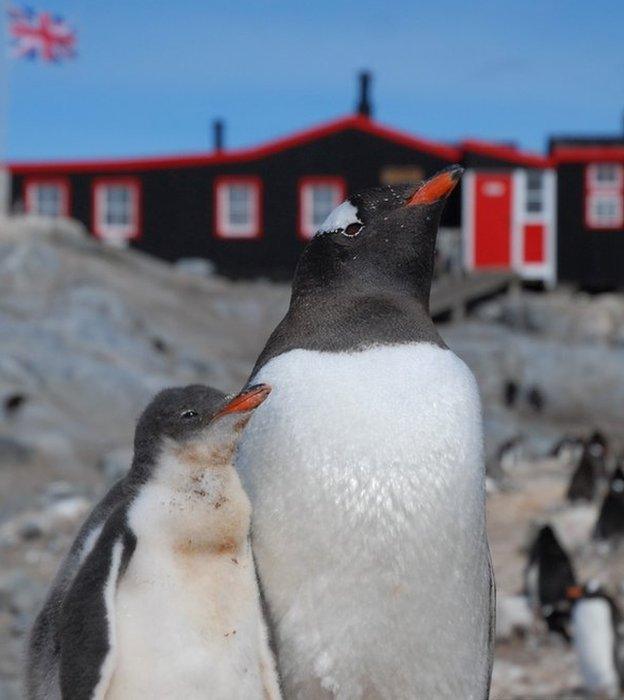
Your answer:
(461, 141), (556, 287)
(549, 135), (624, 290)
(7, 74), (624, 289)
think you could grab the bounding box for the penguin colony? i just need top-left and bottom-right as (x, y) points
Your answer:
(519, 430), (624, 699)
(26, 168), (495, 698)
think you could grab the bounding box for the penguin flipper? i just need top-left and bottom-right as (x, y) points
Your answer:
(58, 508), (136, 700)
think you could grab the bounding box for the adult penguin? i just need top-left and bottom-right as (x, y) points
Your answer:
(238, 167), (494, 699)
(594, 465), (624, 542)
(568, 582), (624, 699)
(525, 524), (576, 641)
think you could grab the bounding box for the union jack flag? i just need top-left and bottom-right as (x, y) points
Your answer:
(7, 5), (76, 62)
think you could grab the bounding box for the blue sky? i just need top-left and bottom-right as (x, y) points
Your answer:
(3, 0), (624, 160)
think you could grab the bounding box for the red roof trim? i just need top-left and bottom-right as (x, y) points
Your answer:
(553, 147), (624, 164)
(9, 115), (460, 176)
(460, 139), (552, 168)
(353, 117), (460, 161)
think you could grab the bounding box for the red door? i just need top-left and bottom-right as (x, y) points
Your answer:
(474, 173), (512, 268)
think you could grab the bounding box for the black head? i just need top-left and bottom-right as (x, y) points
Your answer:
(609, 466), (624, 494)
(587, 430), (608, 458)
(292, 165), (462, 307)
(530, 524), (571, 564)
(130, 383), (271, 481)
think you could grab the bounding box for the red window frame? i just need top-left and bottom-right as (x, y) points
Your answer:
(213, 176), (263, 240)
(585, 163), (624, 230)
(24, 177), (71, 216)
(91, 177), (142, 242)
(298, 176), (347, 240)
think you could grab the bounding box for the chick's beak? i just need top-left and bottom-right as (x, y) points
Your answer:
(213, 384), (271, 420)
(406, 165), (463, 206)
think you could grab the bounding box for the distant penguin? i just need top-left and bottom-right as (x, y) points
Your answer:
(550, 435), (584, 467)
(26, 384), (281, 700)
(568, 582), (624, 699)
(237, 167), (494, 699)
(526, 385), (545, 413)
(497, 436), (524, 472)
(503, 379), (519, 408)
(588, 430), (610, 460)
(587, 430), (610, 479)
(594, 466), (624, 542)
(567, 445), (599, 502)
(525, 524), (576, 641)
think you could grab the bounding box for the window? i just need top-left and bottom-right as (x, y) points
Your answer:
(585, 163), (624, 229)
(587, 163), (623, 189)
(298, 177), (347, 240)
(24, 178), (70, 217)
(587, 192), (623, 228)
(92, 178), (141, 245)
(525, 170), (544, 214)
(214, 177), (262, 239)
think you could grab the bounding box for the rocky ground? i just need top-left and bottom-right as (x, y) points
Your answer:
(0, 217), (623, 699)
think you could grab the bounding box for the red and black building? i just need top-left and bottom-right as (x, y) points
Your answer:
(549, 137), (624, 290)
(8, 74), (624, 289)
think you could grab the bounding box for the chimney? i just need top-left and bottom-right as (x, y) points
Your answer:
(356, 71), (373, 118)
(212, 119), (224, 152)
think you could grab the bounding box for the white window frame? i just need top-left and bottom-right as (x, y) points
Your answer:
(214, 177), (262, 239)
(587, 163), (623, 190)
(24, 178), (70, 217)
(585, 163), (624, 230)
(298, 177), (347, 240)
(586, 191), (623, 229)
(524, 170), (544, 216)
(92, 178), (141, 245)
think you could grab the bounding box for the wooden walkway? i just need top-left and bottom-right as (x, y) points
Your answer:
(430, 271), (517, 321)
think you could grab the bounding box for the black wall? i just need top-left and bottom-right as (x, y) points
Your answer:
(556, 163), (624, 290)
(12, 127), (459, 280)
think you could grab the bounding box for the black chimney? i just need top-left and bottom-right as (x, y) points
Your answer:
(213, 119), (224, 152)
(356, 71), (372, 118)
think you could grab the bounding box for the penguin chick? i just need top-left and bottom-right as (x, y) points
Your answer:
(568, 582), (624, 699)
(25, 384), (281, 700)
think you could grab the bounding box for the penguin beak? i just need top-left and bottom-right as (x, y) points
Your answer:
(213, 384), (271, 420)
(566, 585), (583, 600)
(406, 165), (463, 206)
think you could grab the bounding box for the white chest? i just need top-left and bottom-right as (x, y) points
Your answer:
(237, 343), (491, 698)
(573, 599), (619, 695)
(104, 487), (269, 700)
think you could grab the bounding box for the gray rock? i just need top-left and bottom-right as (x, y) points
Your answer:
(496, 595), (533, 641)
(0, 677), (22, 700)
(97, 447), (133, 485)
(0, 436), (34, 465)
(0, 571), (44, 615)
(175, 257), (216, 277)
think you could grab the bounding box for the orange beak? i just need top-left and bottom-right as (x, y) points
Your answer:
(406, 165), (463, 206)
(213, 384), (271, 420)
(566, 585), (583, 600)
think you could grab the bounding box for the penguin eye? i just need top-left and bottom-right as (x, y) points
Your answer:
(343, 223), (362, 237)
(180, 409), (198, 419)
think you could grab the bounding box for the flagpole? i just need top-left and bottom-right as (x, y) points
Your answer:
(0, 0), (10, 216)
